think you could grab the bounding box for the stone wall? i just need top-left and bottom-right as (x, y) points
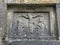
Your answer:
(0, 0), (6, 45)
(1, 0), (60, 45)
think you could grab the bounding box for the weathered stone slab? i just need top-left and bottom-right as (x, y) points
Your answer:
(6, 12), (51, 40)
(4, 41), (60, 45)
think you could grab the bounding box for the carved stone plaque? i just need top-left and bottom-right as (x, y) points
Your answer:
(5, 12), (51, 40)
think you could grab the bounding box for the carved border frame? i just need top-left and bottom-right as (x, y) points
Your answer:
(4, 6), (57, 42)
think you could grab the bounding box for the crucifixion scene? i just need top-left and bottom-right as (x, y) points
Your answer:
(6, 13), (50, 40)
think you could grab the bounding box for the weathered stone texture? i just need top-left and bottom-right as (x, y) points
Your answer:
(56, 3), (60, 40)
(0, 0), (6, 45)
(5, 0), (59, 3)
(15, 0), (58, 3)
(4, 41), (60, 45)
(1, 0), (60, 45)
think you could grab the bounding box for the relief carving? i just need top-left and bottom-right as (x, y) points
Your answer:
(4, 12), (52, 41)
(8, 13), (50, 39)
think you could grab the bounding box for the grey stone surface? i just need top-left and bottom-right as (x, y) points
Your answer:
(4, 41), (60, 45)
(6, 13), (51, 40)
(0, 1), (60, 45)
(56, 3), (60, 40)
(0, 0), (6, 45)
(3, 4), (60, 45)
(0, 0), (6, 35)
